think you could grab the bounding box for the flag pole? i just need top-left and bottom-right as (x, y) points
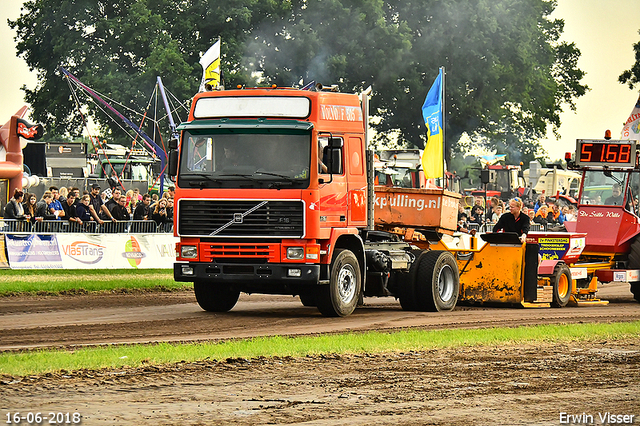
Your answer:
(440, 66), (445, 186)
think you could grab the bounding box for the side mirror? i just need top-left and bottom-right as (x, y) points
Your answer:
(168, 150), (179, 176)
(329, 148), (343, 174)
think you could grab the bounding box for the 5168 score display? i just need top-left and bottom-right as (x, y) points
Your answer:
(576, 139), (637, 168)
(5, 412), (81, 424)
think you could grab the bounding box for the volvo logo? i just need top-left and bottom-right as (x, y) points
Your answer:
(233, 213), (243, 223)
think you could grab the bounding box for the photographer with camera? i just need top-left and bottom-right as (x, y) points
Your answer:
(151, 198), (170, 226)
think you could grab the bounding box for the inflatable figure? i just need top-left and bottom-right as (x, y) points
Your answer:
(0, 107), (43, 197)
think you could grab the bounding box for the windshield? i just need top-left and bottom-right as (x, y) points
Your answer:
(580, 170), (628, 206)
(178, 130), (311, 189)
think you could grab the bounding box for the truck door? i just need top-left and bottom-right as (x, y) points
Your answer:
(346, 136), (366, 225)
(318, 136), (348, 230)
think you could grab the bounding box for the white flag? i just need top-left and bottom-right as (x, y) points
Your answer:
(199, 39), (221, 92)
(621, 93), (640, 140)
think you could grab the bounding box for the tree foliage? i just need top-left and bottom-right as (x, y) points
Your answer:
(619, 30), (640, 89)
(10, 0), (587, 163)
(9, 0), (289, 138)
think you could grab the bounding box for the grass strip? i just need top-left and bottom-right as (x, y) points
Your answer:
(1, 321), (638, 377)
(0, 269), (186, 294)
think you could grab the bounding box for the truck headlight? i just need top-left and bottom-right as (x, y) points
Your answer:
(181, 245), (198, 259)
(286, 247), (305, 260)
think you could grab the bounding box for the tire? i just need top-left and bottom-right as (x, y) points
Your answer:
(194, 281), (240, 312)
(624, 237), (640, 304)
(628, 236), (640, 269)
(398, 250), (423, 311)
(550, 263), (573, 308)
(315, 249), (361, 317)
(299, 291), (316, 307)
(414, 250), (459, 312)
(631, 283), (640, 303)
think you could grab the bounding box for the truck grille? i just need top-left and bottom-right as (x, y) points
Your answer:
(178, 200), (304, 238)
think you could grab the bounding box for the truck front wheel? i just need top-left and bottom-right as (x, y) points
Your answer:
(415, 250), (459, 312)
(316, 249), (361, 317)
(194, 281), (240, 312)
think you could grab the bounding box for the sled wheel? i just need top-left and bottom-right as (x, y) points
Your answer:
(316, 249), (361, 317)
(194, 281), (240, 312)
(415, 250), (459, 312)
(550, 263), (573, 308)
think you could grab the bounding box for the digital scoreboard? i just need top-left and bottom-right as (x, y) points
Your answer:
(576, 139), (638, 168)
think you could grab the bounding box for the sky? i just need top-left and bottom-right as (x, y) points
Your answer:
(0, 0), (639, 161)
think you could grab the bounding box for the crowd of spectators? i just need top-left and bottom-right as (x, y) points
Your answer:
(3, 184), (176, 230)
(457, 193), (577, 232)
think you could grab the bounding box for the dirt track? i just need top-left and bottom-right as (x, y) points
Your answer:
(1, 283), (639, 425)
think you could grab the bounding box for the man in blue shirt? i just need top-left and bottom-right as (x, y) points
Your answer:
(48, 186), (65, 220)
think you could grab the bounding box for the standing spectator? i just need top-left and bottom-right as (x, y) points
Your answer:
(533, 193), (547, 213)
(36, 192), (56, 220)
(61, 192), (82, 225)
(132, 187), (141, 202)
(58, 187), (68, 204)
(469, 196), (484, 224)
(5, 189), (29, 220)
(549, 203), (564, 224)
(89, 184), (113, 223)
(526, 207), (536, 225)
(563, 206), (576, 221)
(69, 187), (81, 205)
(105, 188), (122, 214)
(111, 196), (131, 221)
(76, 195), (94, 223)
(48, 186), (65, 219)
(23, 193), (39, 224)
(149, 193), (160, 211)
(167, 186), (175, 199)
(166, 197), (174, 222)
(534, 205), (550, 227)
(490, 204), (503, 224)
(151, 198), (171, 226)
(133, 193), (151, 220)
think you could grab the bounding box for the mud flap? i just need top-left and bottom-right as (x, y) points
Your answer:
(524, 243), (539, 302)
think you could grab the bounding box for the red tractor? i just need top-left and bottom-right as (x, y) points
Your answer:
(565, 138), (640, 303)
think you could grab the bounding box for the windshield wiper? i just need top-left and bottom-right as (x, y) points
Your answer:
(183, 172), (221, 185)
(254, 171), (295, 181)
(219, 173), (263, 183)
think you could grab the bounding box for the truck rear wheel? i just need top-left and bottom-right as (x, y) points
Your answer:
(414, 250), (459, 312)
(316, 249), (361, 317)
(194, 282), (240, 312)
(398, 250), (423, 311)
(550, 263), (573, 308)
(631, 283), (640, 303)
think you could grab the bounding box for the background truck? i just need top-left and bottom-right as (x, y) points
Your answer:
(564, 138), (640, 303)
(523, 160), (581, 206)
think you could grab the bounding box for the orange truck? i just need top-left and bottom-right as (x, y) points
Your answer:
(169, 85), (462, 316)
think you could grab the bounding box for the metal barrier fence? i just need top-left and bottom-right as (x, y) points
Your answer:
(0, 219), (173, 234)
(467, 223), (547, 233)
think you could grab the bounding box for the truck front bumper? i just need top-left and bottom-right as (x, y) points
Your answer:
(174, 262), (322, 287)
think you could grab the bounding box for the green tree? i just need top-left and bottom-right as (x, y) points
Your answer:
(11, 0), (586, 163)
(248, 0), (587, 162)
(9, 0), (289, 139)
(619, 30), (640, 89)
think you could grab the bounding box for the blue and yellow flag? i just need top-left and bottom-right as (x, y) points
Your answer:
(421, 69), (444, 179)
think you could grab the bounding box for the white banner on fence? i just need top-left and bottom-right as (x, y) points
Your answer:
(5, 234), (178, 269)
(5, 234), (64, 269)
